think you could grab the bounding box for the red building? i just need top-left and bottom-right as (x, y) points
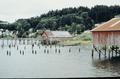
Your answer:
(91, 18), (120, 46)
(42, 30), (73, 44)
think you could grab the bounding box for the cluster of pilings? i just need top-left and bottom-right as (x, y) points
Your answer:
(0, 39), (81, 56)
(92, 44), (120, 60)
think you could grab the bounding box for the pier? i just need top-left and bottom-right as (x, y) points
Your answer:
(91, 18), (120, 60)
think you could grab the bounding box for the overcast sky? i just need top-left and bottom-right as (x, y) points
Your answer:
(0, 0), (120, 23)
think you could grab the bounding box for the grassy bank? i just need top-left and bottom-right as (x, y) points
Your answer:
(59, 30), (92, 46)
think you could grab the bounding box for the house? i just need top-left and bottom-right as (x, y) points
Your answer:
(41, 30), (73, 44)
(91, 17), (120, 46)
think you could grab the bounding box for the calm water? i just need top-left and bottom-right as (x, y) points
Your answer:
(0, 39), (120, 78)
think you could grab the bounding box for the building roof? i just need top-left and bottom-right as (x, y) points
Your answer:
(91, 18), (120, 32)
(44, 30), (72, 38)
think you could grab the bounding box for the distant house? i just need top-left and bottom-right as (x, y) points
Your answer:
(91, 17), (120, 46)
(41, 30), (73, 44)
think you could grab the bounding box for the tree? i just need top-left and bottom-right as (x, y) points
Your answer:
(14, 19), (31, 37)
(76, 24), (85, 34)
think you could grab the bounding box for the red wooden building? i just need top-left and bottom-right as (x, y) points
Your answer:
(91, 18), (120, 46)
(42, 30), (73, 44)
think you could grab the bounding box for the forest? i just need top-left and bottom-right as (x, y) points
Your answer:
(0, 5), (120, 37)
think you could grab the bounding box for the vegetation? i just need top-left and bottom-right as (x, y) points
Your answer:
(60, 30), (92, 46)
(0, 5), (120, 38)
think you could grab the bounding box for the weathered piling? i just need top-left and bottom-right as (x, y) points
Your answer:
(104, 45), (107, 58)
(9, 51), (11, 56)
(32, 50), (34, 54)
(58, 49), (60, 53)
(44, 49), (46, 53)
(35, 50), (37, 54)
(14, 44), (15, 47)
(9, 44), (11, 48)
(32, 44), (34, 49)
(108, 50), (111, 59)
(115, 46), (118, 56)
(22, 51), (24, 55)
(69, 48), (71, 53)
(119, 50), (120, 56)
(111, 49), (114, 57)
(79, 48), (80, 52)
(91, 49), (94, 58)
(7, 50), (9, 55)
(99, 50), (101, 59)
(20, 50), (22, 54)
(55, 49), (57, 53)
(47, 49), (49, 54)
(17, 46), (18, 50)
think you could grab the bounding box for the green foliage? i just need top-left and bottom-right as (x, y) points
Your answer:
(89, 5), (120, 23)
(74, 31), (92, 41)
(0, 5), (120, 38)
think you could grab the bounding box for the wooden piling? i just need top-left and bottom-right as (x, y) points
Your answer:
(115, 46), (118, 56)
(104, 45), (107, 58)
(69, 48), (71, 53)
(17, 46), (18, 50)
(44, 49), (46, 53)
(112, 50), (113, 57)
(9, 51), (11, 56)
(55, 49), (57, 53)
(22, 51), (24, 55)
(35, 50), (37, 54)
(32, 44), (34, 49)
(7, 51), (9, 55)
(47, 49), (49, 54)
(20, 50), (21, 54)
(32, 50), (34, 54)
(92, 49), (94, 58)
(108, 50), (111, 59)
(119, 50), (120, 56)
(99, 50), (101, 59)
(9, 45), (11, 48)
(58, 49), (60, 53)
(79, 48), (80, 52)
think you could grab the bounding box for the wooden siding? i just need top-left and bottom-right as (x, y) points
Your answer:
(92, 31), (120, 45)
(41, 32), (49, 41)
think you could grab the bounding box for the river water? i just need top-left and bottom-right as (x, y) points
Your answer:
(0, 39), (119, 78)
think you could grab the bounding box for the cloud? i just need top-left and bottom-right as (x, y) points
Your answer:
(0, 0), (119, 22)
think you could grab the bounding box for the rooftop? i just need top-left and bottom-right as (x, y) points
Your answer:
(91, 18), (120, 32)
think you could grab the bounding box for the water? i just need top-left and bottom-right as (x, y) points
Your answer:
(0, 39), (119, 78)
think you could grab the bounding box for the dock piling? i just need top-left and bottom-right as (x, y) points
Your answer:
(92, 49), (94, 58)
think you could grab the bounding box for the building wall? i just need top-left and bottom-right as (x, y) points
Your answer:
(92, 31), (120, 46)
(41, 32), (48, 41)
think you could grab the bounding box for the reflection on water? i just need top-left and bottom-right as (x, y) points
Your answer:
(92, 56), (120, 76)
(0, 39), (119, 78)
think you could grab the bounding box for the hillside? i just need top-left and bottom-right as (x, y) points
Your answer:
(0, 5), (120, 38)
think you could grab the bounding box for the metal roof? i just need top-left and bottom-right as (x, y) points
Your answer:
(44, 31), (72, 38)
(91, 18), (120, 32)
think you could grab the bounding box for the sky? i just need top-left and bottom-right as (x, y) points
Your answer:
(0, 0), (120, 23)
